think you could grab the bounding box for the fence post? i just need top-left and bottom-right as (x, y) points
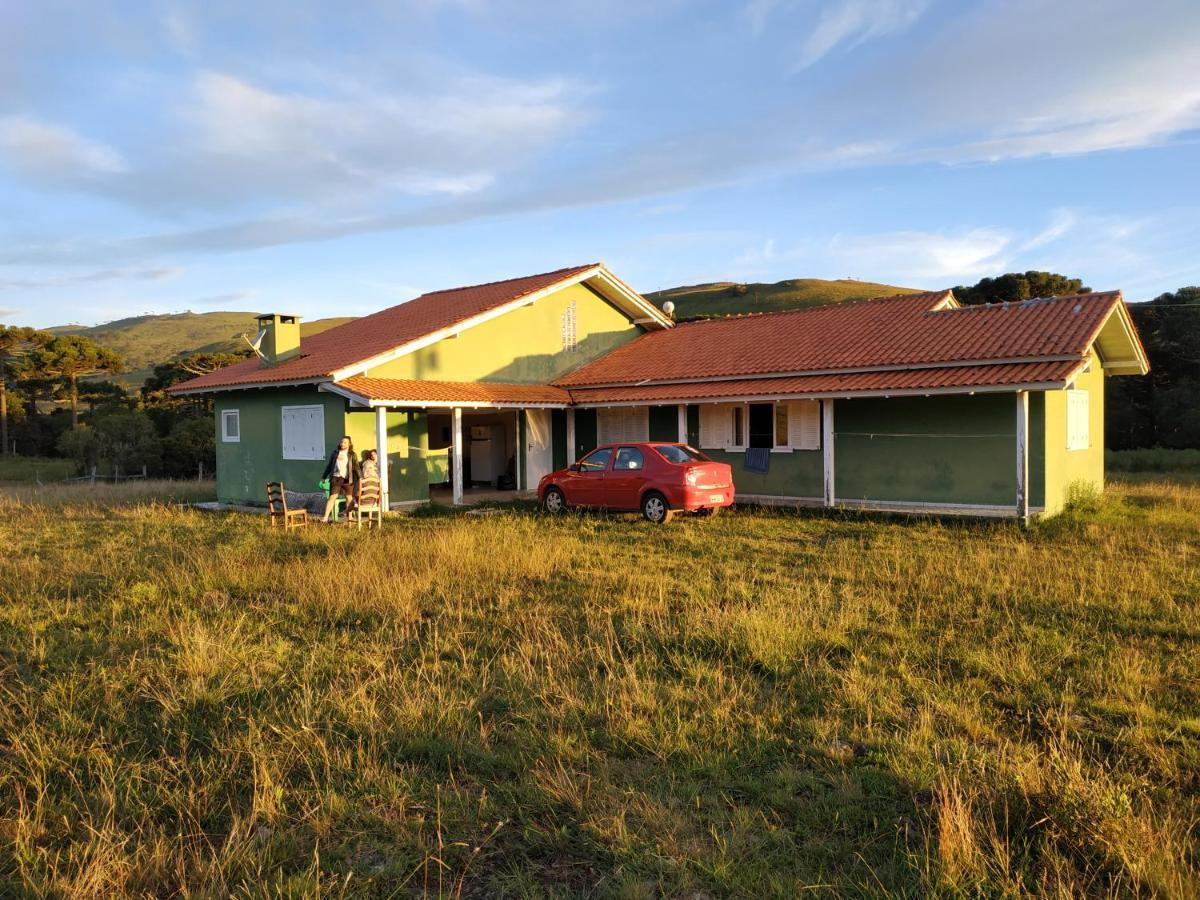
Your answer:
(90, 466), (96, 485)
(142, 464), (147, 480)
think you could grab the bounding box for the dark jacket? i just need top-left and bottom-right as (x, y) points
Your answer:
(322, 447), (360, 483)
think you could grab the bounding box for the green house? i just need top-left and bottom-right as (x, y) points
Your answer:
(171, 263), (1149, 520)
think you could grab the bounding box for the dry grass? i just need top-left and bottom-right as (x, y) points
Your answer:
(0, 477), (1196, 896)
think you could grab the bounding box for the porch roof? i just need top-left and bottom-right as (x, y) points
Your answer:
(322, 376), (572, 408)
(564, 359), (1086, 405)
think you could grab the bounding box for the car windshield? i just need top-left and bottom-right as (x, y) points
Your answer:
(655, 444), (711, 464)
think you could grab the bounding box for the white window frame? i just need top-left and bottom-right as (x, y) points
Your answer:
(698, 401), (820, 452)
(220, 409), (240, 443)
(281, 404), (326, 461)
(1066, 389), (1090, 451)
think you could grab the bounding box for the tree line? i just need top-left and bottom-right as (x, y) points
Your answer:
(0, 323), (246, 477)
(2, 275), (1196, 478)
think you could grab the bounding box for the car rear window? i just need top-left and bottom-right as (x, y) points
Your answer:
(655, 444), (711, 464)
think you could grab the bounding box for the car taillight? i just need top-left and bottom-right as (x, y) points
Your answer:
(685, 469), (698, 485)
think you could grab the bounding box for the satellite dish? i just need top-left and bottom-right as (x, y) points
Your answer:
(242, 327), (267, 360)
(661, 300), (675, 318)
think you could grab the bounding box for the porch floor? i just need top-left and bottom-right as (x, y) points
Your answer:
(428, 485), (536, 506)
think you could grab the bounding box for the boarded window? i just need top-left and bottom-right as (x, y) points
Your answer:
(597, 407), (649, 445)
(1066, 390), (1089, 451)
(787, 400), (820, 450)
(282, 405), (325, 460)
(221, 409), (240, 443)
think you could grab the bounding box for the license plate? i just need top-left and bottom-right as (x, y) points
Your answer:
(709, 493), (724, 503)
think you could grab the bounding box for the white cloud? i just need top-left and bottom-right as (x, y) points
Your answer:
(0, 266), (180, 291)
(182, 68), (584, 203)
(796, 0), (930, 68)
(0, 116), (126, 184)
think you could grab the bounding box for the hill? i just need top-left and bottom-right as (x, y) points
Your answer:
(52, 311), (355, 386)
(646, 277), (923, 319)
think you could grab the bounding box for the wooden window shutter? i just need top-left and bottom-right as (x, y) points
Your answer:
(698, 405), (722, 449)
(788, 400), (820, 450)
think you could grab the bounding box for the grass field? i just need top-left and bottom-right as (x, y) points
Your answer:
(645, 278), (921, 320)
(0, 455), (77, 484)
(0, 478), (1196, 897)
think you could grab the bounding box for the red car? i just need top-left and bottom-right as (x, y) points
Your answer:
(538, 442), (735, 523)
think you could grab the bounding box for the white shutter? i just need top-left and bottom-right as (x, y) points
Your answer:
(788, 400), (820, 450)
(598, 407), (649, 444)
(698, 405), (721, 449)
(1066, 390), (1089, 450)
(282, 405), (326, 460)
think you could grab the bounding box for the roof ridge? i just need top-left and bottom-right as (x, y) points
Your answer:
(672, 290), (947, 327)
(932, 290), (1117, 314)
(417, 263), (599, 299)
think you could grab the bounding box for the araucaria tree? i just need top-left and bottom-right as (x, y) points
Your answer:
(0, 324), (49, 453)
(27, 335), (123, 429)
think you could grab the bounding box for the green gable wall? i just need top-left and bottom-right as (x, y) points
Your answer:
(835, 394), (1016, 506)
(214, 387), (346, 503)
(365, 282), (642, 384)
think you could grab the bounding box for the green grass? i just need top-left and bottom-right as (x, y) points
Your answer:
(0, 478), (1197, 897)
(0, 455), (76, 483)
(646, 278), (922, 319)
(1107, 448), (1200, 473)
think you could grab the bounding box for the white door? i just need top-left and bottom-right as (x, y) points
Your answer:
(524, 409), (553, 488)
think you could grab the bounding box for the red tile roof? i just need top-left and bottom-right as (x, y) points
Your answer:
(332, 376), (570, 406)
(554, 291), (1125, 387)
(565, 360), (1084, 404)
(169, 264), (600, 393)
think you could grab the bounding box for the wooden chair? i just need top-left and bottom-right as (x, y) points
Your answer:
(266, 481), (308, 530)
(351, 475), (383, 530)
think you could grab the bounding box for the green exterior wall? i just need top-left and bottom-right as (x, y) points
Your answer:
(365, 283), (642, 384)
(213, 387), (346, 503)
(1041, 353), (1105, 515)
(574, 409), (597, 461)
(552, 410), (568, 471)
(708, 446), (824, 498)
(835, 394), (1016, 506)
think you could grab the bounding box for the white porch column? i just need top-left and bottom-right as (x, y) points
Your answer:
(566, 408), (576, 465)
(677, 404), (688, 443)
(822, 399), (836, 508)
(451, 406), (464, 506)
(374, 405), (389, 513)
(1016, 390), (1029, 525)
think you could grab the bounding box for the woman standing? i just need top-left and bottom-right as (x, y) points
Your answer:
(321, 436), (360, 523)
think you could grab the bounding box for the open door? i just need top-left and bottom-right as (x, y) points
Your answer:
(524, 409), (553, 488)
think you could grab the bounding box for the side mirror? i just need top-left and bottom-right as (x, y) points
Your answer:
(568, 463), (581, 472)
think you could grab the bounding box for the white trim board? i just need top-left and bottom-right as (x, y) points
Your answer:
(318, 382), (570, 410)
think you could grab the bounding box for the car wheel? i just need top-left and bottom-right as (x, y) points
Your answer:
(694, 506), (719, 518)
(542, 486), (567, 514)
(641, 491), (673, 524)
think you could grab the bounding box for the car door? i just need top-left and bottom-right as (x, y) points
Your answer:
(563, 447), (612, 506)
(605, 446), (646, 510)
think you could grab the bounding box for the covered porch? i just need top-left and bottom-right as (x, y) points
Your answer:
(320, 376), (569, 508)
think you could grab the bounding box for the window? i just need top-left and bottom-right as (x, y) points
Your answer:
(698, 401), (819, 451)
(597, 407), (649, 444)
(655, 445), (710, 464)
(613, 447), (645, 470)
(221, 409), (240, 443)
(1066, 390), (1089, 451)
(281, 405), (326, 460)
(579, 447), (612, 471)
(748, 404), (774, 449)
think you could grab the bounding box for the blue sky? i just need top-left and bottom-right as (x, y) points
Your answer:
(0, 0), (1198, 328)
